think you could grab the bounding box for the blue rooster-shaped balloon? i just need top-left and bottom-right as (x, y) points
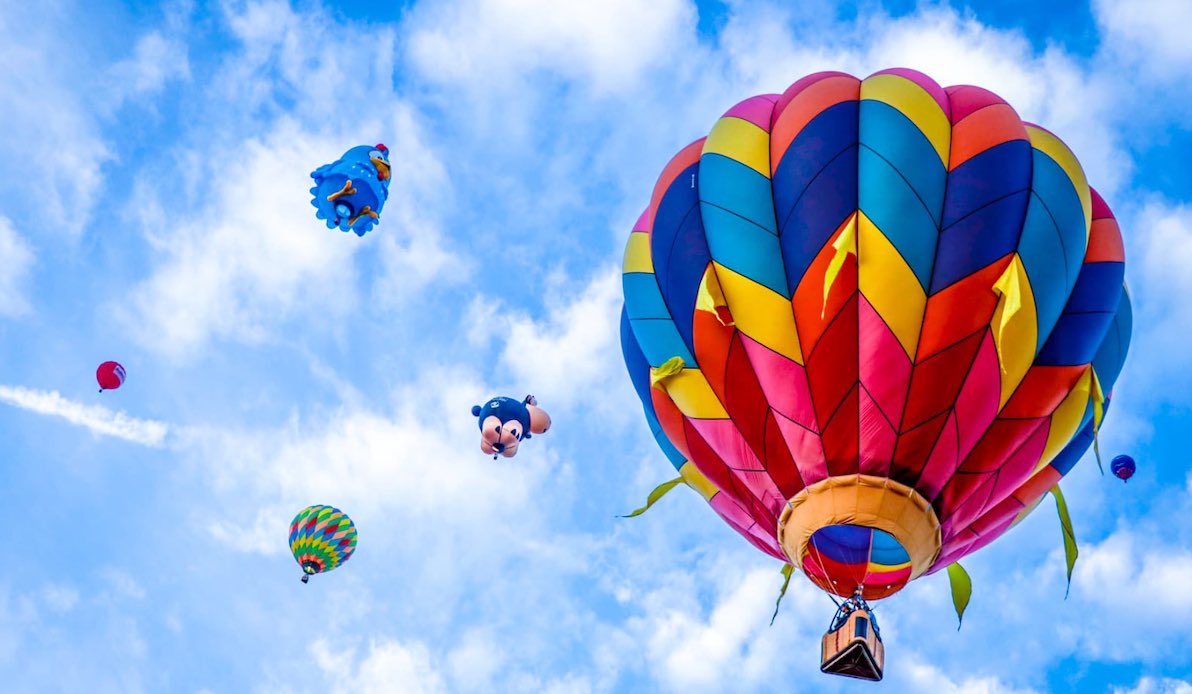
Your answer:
(310, 144), (391, 237)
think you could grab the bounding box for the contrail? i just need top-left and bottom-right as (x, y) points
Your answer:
(0, 385), (169, 447)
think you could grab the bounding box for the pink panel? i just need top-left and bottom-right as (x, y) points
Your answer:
(916, 412), (959, 500)
(740, 334), (818, 431)
(711, 493), (784, 559)
(858, 295), (912, 427)
(953, 332), (1001, 461)
(732, 469), (787, 518)
(772, 412), (830, 485)
(859, 387), (897, 477)
(689, 419), (764, 471)
(945, 418), (1047, 538)
(723, 94), (779, 131)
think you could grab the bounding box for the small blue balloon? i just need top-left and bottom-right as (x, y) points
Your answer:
(1110, 454), (1135, 482)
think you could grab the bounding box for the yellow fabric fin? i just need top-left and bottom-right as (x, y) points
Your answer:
(650, 356), (685, 388)
(992, 255), (1024, 371)
(822, 215), (857, 318)
(696, 267), (733, 326)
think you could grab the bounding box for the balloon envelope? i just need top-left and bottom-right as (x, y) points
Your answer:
(289, 505), (358, 580)
(96, 361), (126, 391)
(1111, 455), (1136, 481)
(620, 68), (1132, 600)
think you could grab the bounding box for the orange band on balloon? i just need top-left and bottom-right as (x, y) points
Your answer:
(777, 475), (941, 585)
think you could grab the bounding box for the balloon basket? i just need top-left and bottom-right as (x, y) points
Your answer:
(821, 598), (884, 682)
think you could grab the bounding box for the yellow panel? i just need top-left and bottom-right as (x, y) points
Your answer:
(1032, 368), (1093, 475)
(623, 231), (653, 274)
(713, 262), (804, 363)
(858, 211), (926, 358)
(860, 72), (950, 166)
(680, 461), (720, 501)
(991, 255), (1038, 407)
(661, 368), (728, 419)
(702, 116), (771, 178)
(1025, 125), (1092, 239)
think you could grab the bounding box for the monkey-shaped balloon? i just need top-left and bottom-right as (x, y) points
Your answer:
(471, 395), (551, 459)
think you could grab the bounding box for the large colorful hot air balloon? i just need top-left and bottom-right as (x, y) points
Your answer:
(289, 505), (358, 583)
(620, 68), (1131, 677)
(96, 361), (126, 392)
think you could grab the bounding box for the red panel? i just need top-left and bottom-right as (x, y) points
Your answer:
(917, 254), (1012, 359)
(858, 386), (898, 477)
(952, 332), (1002, 460)
(902, 330), (984, 430)
(651, 388), (692, 460)
(764, 409), (806, 500)
(822, 384), (860, 477)
(1000, 365), (1086, 419)
(916, 412), (958, 500)
(858, 295), (912, 428)
(773, 410), (830, 486)
(890, 410), (949, 486)
(1086, 217), (1125, 263)
(793, 214), (858, 359)
(948, 103), (1028, 170)
(806, 293), (860, 426)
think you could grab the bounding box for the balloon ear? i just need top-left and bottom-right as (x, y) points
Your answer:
(528, 405), (551, 435)
(471, 405), (482, 417)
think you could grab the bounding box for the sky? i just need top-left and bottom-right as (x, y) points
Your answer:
(0, 0), (1190, 692)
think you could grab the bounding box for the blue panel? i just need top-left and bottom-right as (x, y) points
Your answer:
(1017, 194), (1068, 350)
(1091, 290), (1132, 392)
(1049, 415), (1095, 476)
(699, 154), (777, 234)
(1036, 311), (1118, 366)
(651, 163), (700, 300)
(858, 146), (938, 289)
(811, 525), (870, 565)
(1031, 151), (1088, 292)
(931, 191), (1029, 294)
(941, 140), (1032, 227)
(621, 308), (686, 469)
(1064, 262), (1125, 313)
(778, 145), (858, 290)
(627, 318), (695, 367)
(700, 204), (790, 296)
(773, 101), (859, 231)
(623, 273), (670, 320)
(859, 100), (947, 226)
(650, 165), (710, 357)
(870, 528), (910, 564)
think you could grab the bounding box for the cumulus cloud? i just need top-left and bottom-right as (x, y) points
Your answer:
(313, 638), (447, 694)
(0, 385), (169, 447)
(1115, 677), (1192, 694)
(1094, 0), (1192, 80)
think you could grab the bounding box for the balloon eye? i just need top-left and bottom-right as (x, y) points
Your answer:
(511, 429), (519, 438)
(495, 425), (501, 434)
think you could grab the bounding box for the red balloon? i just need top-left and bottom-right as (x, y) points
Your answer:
(96, 361), (126, 392)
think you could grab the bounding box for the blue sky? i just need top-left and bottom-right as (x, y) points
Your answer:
(0, 0), (1190, 692)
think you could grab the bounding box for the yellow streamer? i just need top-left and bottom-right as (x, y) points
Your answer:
(1091, 369), (1106, 474)
(822, 216), (857, 318)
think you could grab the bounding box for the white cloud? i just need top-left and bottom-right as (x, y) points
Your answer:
(495, 266), (626, 414)
(122, 121), (362, 359)
(313, 638), (447, 694)
(104, 31), (191, 107)
(406, 0), (697, 93)
(0, 217), (34, 316)
(900, 659), (1043, 694)
(0, 4), (111, 237)
(0, 385), (169, 447)
(1095, 0), (1192, 80)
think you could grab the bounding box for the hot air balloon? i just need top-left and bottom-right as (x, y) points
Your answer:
(1111, 455), (1136, 482)
(289, 505), (358, 583)
(96, 361), (126, 392)
(310, 144), (391, 236)
(471, 395), (552, 458)
(620, 68), (1131, 681)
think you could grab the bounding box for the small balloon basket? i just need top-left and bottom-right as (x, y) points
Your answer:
(821, 594), (884, 682)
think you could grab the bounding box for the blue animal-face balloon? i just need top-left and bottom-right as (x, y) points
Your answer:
(310, 144), (391, 236)
(471, 395), (552, 459)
